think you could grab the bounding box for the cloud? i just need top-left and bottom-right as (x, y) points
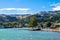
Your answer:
(50, 3), (60, 11)
(18, 8), (30, 11)
(52, 6), (60, 11)
(0, 8), (30, 11)
(0, 8), (32, 14)
(16, 13), (33, 14)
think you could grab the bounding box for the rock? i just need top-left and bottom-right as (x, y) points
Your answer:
(31, 28), (41, 31)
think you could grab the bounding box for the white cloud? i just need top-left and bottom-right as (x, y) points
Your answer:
(0, 8), (30, 11)
(0, 8), (32, 14)
(17, 8), (30, 11)
(16, 13), (33, 14)
(50, 3), (60, 11)
(52, 6), (60, 11)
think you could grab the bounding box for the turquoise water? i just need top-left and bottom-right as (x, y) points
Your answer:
(0, 28), (60, 40)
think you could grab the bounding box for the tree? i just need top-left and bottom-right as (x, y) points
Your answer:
(49, 16), (54, 22)
(37, 23), (43, 29)
(8, 22), (17, 28)
(18, 19), (24, 27)
(45, 21), (51, 27)
(56, 19), (60, 23)
(28, 15), (38, 28)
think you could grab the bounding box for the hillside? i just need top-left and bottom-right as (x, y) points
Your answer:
(0, 14), (31, 22)
(0, 10), (60, 22)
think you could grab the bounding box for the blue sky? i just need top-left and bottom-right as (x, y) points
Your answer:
(0, 0), (60, 14)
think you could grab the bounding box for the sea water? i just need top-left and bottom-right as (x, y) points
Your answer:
(0, 28), (60, 40)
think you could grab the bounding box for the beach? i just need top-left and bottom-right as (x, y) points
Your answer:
(41, 28), (60, 32)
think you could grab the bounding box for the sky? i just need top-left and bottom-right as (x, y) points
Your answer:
(0, 0), (60, 14)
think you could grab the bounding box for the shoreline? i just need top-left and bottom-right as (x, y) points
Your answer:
(21, 28), (60, 32)
(16, 28), (60, 32)
(41, 28), (60, 32)
(0, 28), (60, 32)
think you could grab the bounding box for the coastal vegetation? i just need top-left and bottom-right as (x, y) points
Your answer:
(0, 10), (60, 30)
